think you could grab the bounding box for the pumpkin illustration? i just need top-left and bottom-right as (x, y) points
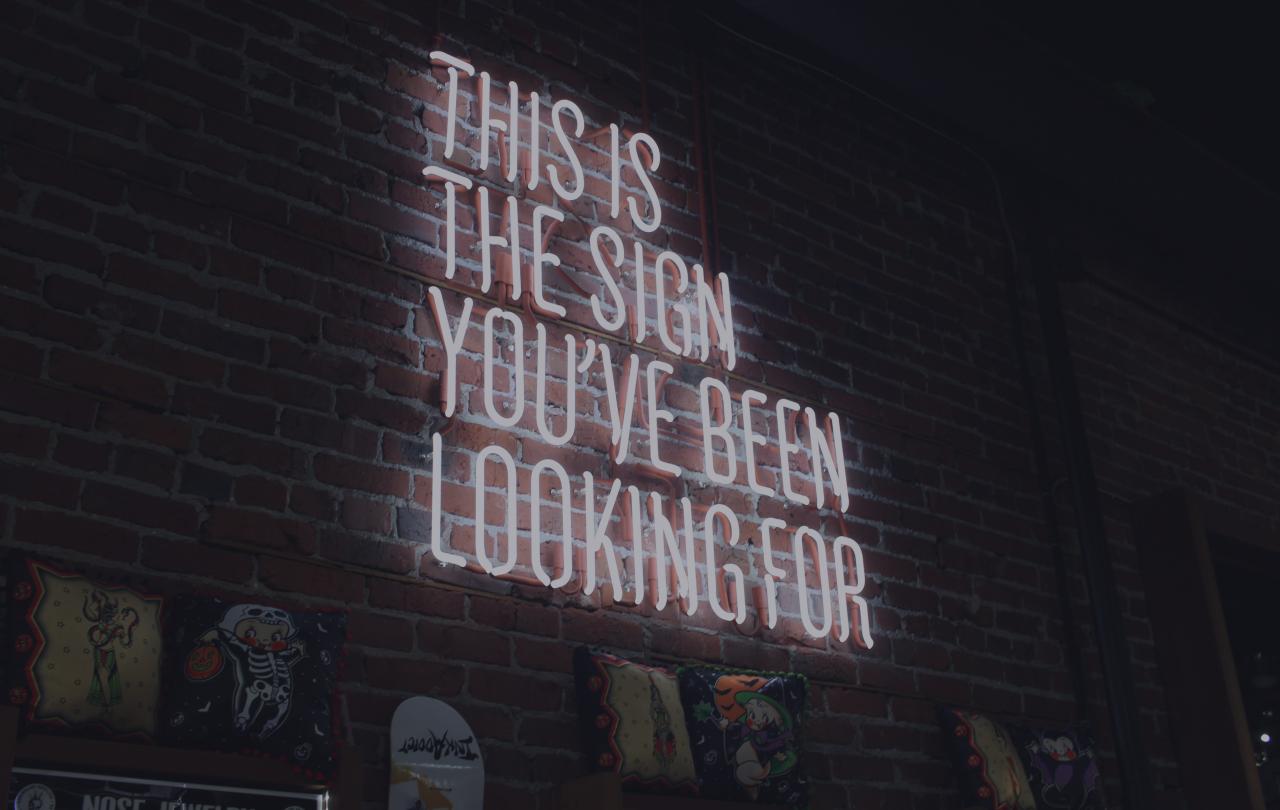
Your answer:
(183, 642), (224, 681)
(712, 674), (768, 722)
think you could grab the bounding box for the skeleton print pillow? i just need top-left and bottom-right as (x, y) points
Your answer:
(161, 595), (348, 778)
(7, 558), (164, 740)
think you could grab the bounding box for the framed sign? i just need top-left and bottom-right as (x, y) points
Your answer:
(10, 767), (325, 810)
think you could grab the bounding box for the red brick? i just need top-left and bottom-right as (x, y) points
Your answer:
(205, 505), (316, 553)
(227, 365), (333, 411)
(315, 531), (415, 575)
(160, 311), (266, 363)
(0, 460), (79, 508)
(341, 496), (392, 534)
(0, 419), (50, 459)
(140, 536), (254, 583)
(259, 556), (365, 602)
(418, 623), (511, 666)
(49, 350), (170, 409)
(364, 655), (465, 696)
(14, 508), (139, 562)
(280, 410), (379, 457)
(314, 454), (410, 497)
(200, 428), (304, 476)
(348, 611), (415, 652)
(171, 384), (276, 434)
(335, 389), (428, 434)
(0, 375), (97, 429)
(514, 637), (573, 674)
(114, 335), (225, 384)
(96, 403), (192, 450)
(269, 338), (369, 387)
(561, 609), (644, 651)
(289, 484), (335, 520)
(469, 669), (565, 712)
(323, 318), (419, 365)
(368, 579), (465, 619)
(218, 289), (321, 341)
(114, 445), (178, 489)
(82, 482), (198, 534)
(233, 475), (288, 510)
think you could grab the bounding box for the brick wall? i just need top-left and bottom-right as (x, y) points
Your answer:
(6, 0), (1268, 807)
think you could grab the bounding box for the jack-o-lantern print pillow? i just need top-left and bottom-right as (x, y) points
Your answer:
(677, 665), (808, 805)
(8, 558), (163, 740)
(161, 595), (348, 779)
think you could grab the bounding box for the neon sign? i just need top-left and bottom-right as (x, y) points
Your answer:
(416, 50), (872, 648)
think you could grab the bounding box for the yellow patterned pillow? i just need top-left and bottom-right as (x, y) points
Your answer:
(574, 648), (697, 793)
(9, 558), (163, 740)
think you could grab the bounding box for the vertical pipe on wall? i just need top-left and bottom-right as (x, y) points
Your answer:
(1002, 238), (1091, 721)
(1027, 219), (1155, 808)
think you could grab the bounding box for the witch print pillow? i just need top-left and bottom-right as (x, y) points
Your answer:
(573, 648), (698, 794)
(677, 665), (808, 805)
(8, 558), (163, 740)
(161, 595), (348, 778)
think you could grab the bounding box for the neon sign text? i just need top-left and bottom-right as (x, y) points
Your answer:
(415, 50), (872, 648)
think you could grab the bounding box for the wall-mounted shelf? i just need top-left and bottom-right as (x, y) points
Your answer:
(559, 773), (764, 810)
(0, 706), (362, 809)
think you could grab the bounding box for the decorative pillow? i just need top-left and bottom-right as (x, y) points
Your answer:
(1009, 724), (1104, 809)
(161, 595), (348, 779)
(938, 707), (1037, 809)
(7, 557), (164, 740)
(573, 647), (698, 793)
(676, 665), (807, 805)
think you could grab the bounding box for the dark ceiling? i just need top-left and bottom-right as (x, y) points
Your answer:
(723, 0), (1280, 359)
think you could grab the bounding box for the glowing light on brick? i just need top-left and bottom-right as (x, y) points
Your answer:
(548, 99), (585, 201)
(482, 306), (524, 428)
(531, 205), (566, 318)
(427, 286), (473, 418)
(588, 225), (627, 332)
(421, 166), (472, 281)
(530, 457), (573, 588)
(704, 504), (746, 624)
(776, 398), (810, 506)
(794, 526), (833, 638)
(475, 444), (519, 576)
(627, 132), (661, 233)
(411, 50), (872, 647)
(645, 359), (681, 477)
(534, 323), (577, 446)
(699, 377), (736, 486)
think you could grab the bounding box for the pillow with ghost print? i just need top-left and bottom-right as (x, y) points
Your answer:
(1008, 724), (1105, 809)
(161, 595), (347, 779)
(676, 665), (808, 805)
(7, 557), (163, 741)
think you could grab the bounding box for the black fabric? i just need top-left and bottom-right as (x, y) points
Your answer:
(676, 665), (807, 806)
(161, 595), (347, 779)
(938, 707), (1105, 810)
